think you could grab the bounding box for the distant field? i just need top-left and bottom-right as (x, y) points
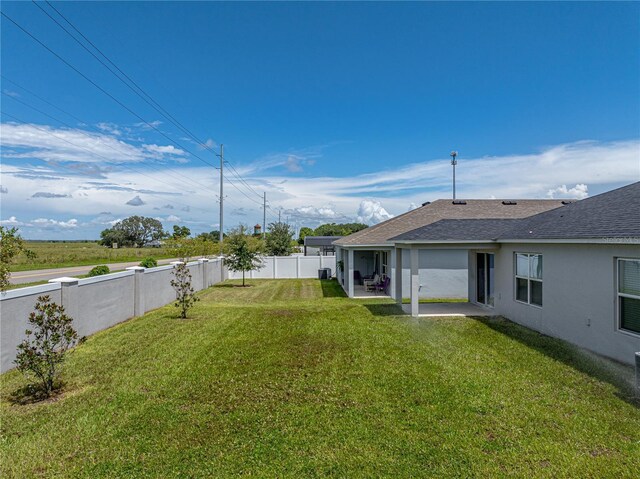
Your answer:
(12, 242), (173, 271)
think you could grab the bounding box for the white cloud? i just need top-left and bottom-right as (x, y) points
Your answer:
(357, 200), (394, 225)
(134, 120), (162, 130)
(143, 144), (185, 156)
(96, 122), (122, 136)
(1, 137), (638, 238)
(0, 216), (25, 226)
(408, 202), (419, 211)
(284, 205), (343, 222)
(32, 218), (78, 228)
(0, 122), (188, 165)
(126, 195), (145, 206)
(547, 183), (589, 199)
(0, 186), (7, 194)
(166, 214), (181, 222)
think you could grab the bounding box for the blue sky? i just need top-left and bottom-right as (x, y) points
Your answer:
(1, 1), (639, 239)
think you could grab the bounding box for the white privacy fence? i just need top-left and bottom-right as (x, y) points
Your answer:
(0, 258), (226, 373)
(227, 255), (336, 280)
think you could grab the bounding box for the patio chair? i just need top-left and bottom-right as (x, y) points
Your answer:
(375, 276), (390, 295)
(364, 274), (380, 292)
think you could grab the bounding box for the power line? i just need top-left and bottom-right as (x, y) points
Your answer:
(224, 159), (262, 198)
(1, 89), (216, 193)
(3, 9), (274, 222)
(2, 74), (88, 127)
(1, 10), (217, 169)
(34, 1), (215, 154)
(35, 1), (272, 212)
(1, 110), (209, 212)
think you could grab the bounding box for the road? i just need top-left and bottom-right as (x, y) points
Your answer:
(9, 258), (178, 285)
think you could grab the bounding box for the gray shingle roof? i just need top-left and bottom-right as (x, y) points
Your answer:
(391, 219), (522, 242)
(500, 182), (640, 240)
(334, 199), (566, 246)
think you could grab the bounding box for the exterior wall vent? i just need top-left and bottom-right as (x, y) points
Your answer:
(502, 201), (517, 205)
(452, 200), (467, 205)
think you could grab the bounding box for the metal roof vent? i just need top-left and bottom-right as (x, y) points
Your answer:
(452, 200), (467, 205)
(561, 200), (575, 205)
(421, 201), (431, 207)
(502, 200), (517, 205)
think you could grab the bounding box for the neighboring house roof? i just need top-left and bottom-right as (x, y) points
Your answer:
(391, 218), (521, 242)
(334, 199), (566, 247)
(304, 236), (343, 247)
(500, 181), (640, 241)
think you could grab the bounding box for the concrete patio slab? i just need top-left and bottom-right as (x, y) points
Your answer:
(401, 302), (494, 317)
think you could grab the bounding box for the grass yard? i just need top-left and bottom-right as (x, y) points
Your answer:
(1, 279), (639, 477)
(12, 242), (173, 271)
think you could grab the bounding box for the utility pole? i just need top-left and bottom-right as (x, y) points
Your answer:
(219, 144), (224, 248)
(450, 150), (458, 200)
(262, 192), (266, 239)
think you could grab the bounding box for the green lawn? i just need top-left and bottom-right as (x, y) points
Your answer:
(12, 242), (173, 271)
(1, 279), (638, 478)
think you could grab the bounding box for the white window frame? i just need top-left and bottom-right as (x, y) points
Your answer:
(616, 258), (640, 337)
(514, 253), (543, 307)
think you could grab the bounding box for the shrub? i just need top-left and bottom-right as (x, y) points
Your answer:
(0, 226), (36, 291)
(139, 257), (158, 268)
(88, 265), (110, 277)
(15, 295), (78, 398)
(171, 262), (199, 319)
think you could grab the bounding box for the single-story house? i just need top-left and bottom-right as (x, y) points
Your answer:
(336, 182), (640, 365)
(334, 198), (568, 298)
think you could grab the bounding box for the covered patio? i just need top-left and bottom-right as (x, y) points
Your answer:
(337, 246), (393, 298)
(353, 284), (391, 298)
(392, 242), (500, 317)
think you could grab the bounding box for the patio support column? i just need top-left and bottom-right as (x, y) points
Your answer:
(395, 247), (403, 305)
(348, 248), (354, 298)
(410, 247), (419, 317)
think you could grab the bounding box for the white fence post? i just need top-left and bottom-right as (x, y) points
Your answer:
(48, 276), (80, 320)
(273, 256), (277, 278)
(296, 256), (300, 278)
(125, 267), (145, 316)
(199, 258), (209, 289)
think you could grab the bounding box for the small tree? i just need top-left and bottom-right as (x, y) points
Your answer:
(172, 225), (191, 239)
(15, 295), (78, 398)
(171, 262), (199, 319)
(224, 225), (264, 286)
(265, 222), (294, 256)
(1, 226), (35, 291)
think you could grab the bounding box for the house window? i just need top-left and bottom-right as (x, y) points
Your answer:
(515, 253), (543, 307)
(381, 251), (388, 277)
(618, 259), (640, 334)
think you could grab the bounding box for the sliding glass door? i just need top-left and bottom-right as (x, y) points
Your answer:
(476, 253), (495, 307)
